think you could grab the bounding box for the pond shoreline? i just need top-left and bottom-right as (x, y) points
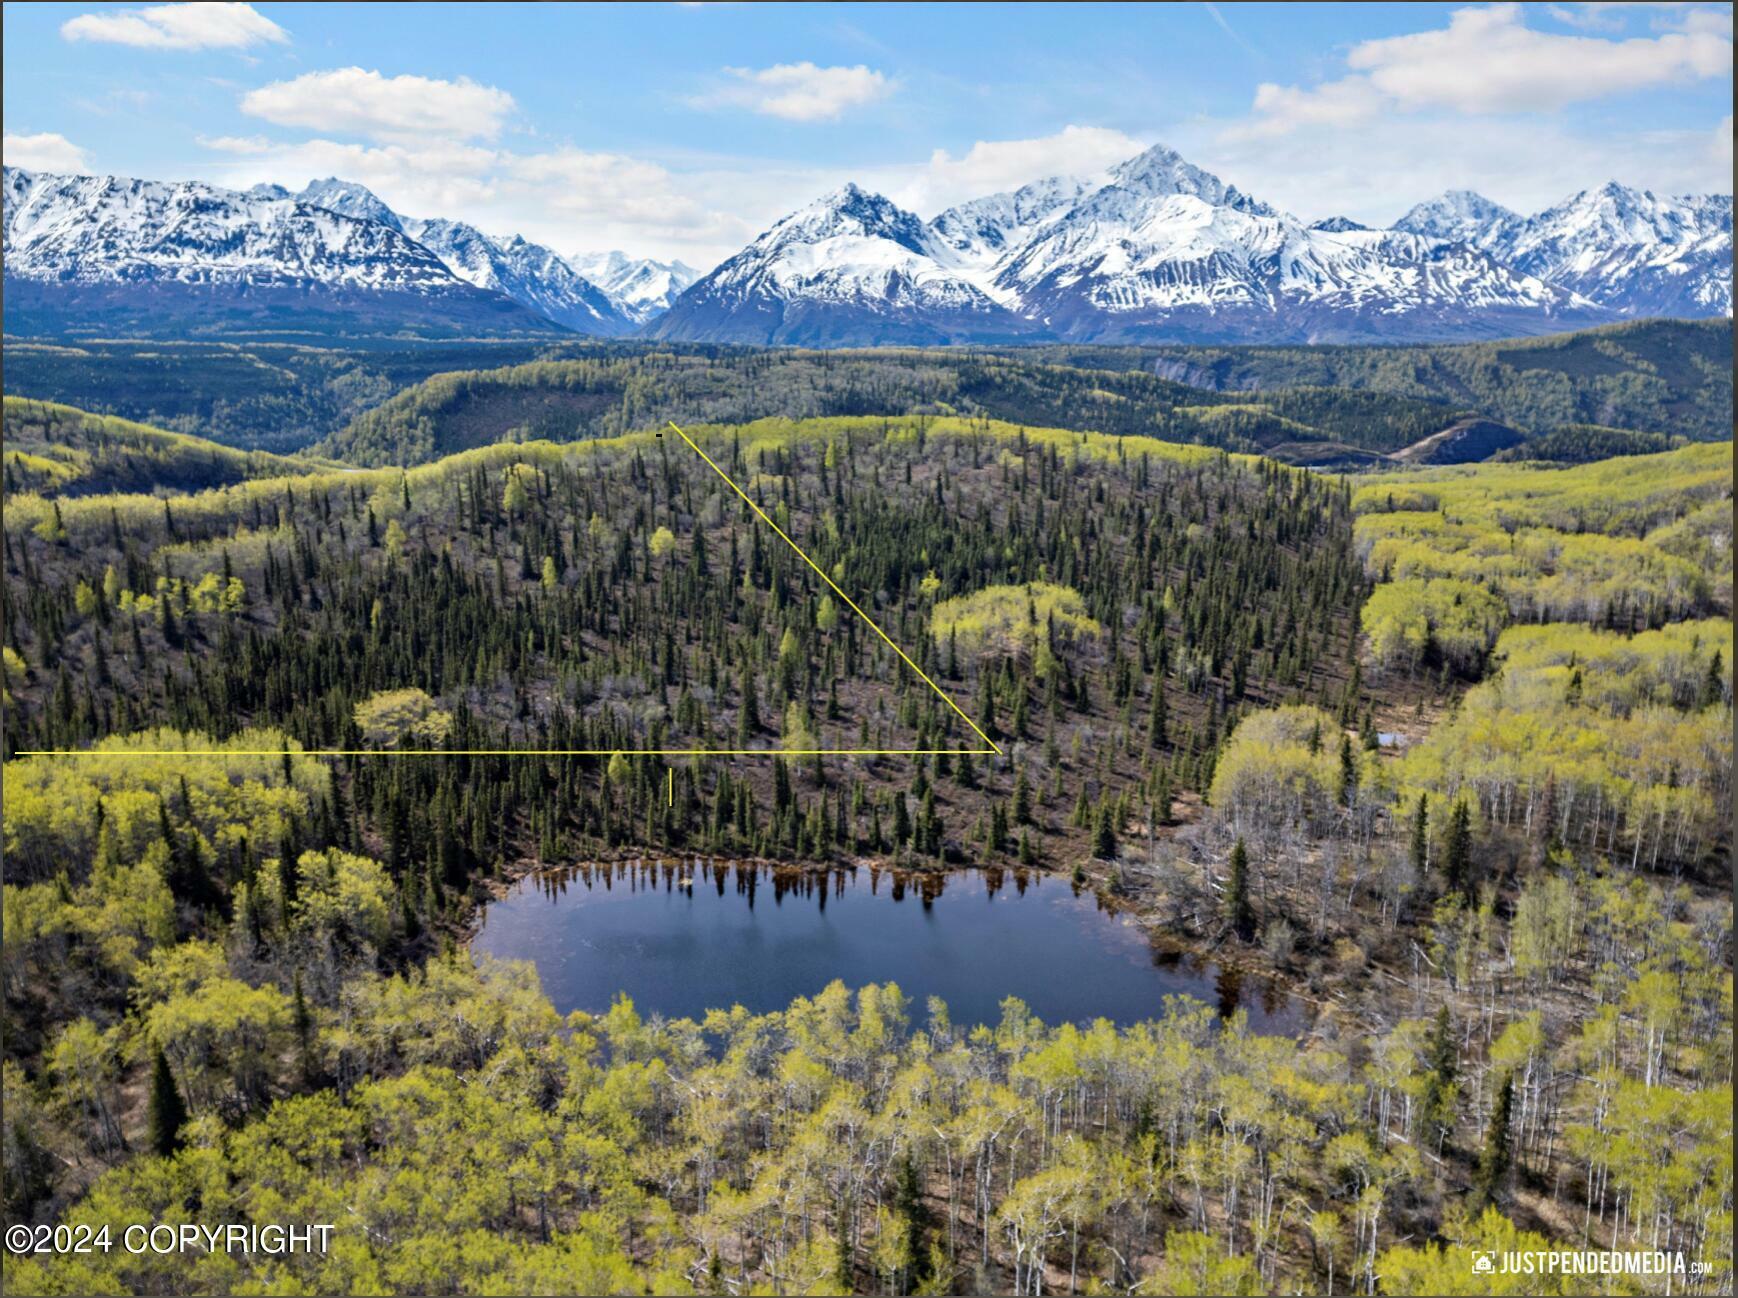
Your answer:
(458, 851), (1315, 1035)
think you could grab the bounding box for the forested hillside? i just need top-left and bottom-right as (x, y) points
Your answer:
(1, 418), (1730, 1293)
(1488, 424), (1683, 464)
(316, 352), (1459, 467)
(5, 321), (1723, 469)
(1141, 319), (1734, 441)
(1, 339), (566, 453)
(2, 399), (334, 497)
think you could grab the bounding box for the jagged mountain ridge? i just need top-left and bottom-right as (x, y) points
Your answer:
(401, 217), (631, 335)
(2, 166), (570, 338)
(4, 168), (640, 337)
(5, 141), (1731, 345)
(651, 183), (1050, 345)
(656, 144), (1731, 346)
(1399, 182), (1732, 318)
(569, 251), (699, 324)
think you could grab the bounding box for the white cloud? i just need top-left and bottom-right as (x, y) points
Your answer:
(1241, 3), (1731, 136)
(1181, 111), (1733, 230)
(1241, 79), (1386, 138)
(197, 133), (274, 154)
(697, 62), (892, 122)
(890, 126), (1146, 214)
(205, 136), (752, 268)
(3, 132), (92, 172)
(240, 68), (516, 142)
(61, 3), (286, 51)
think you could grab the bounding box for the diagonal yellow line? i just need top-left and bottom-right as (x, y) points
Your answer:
(664, 420), (1001, 756)
(15, 422), (1000, 761)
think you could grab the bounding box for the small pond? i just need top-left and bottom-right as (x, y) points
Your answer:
(473, 860), (1304, 1034)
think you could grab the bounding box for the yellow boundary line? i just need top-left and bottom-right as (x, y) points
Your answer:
(17, 420), (1000, 760)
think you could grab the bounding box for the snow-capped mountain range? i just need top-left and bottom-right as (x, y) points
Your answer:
(3, 166), (695, 338)
(4, 144), (1729, 345)
(656, 144), (1731, 345)
(1397, 183), (1734, 319)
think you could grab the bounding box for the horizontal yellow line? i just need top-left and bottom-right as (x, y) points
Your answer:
(15, 749), (999, 759)
(16, 423), (1003, 768)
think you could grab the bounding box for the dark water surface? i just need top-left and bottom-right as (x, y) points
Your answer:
(474, 860), (1304, 1034)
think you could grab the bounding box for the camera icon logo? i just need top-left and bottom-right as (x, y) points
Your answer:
(1472, 1252), (1496, 1275)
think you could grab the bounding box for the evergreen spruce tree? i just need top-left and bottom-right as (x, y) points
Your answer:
(1225, 837), (1254, 939)
(1443, 798), (1473, 895)
(293, 972), (315, 1085)
(1092, 803), (1117, 860)
(1421, 1006), (1458, 1152)
(1475, 1072), (1515, 1208)
(737, 666), (760, 743)
(1409, 793), (1429, 879)
(146, 1048), (187, 1157)
(1147, 682), (1168, 749)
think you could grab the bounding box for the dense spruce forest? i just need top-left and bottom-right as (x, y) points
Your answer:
(1137, 319), (1734, 443)
(1, 381), (1731, 1294)
(0, 339), (567, 454)
(312, 352), (1464, 468)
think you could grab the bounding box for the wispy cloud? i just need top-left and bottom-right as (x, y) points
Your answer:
(1202, 2), (1264, 61)
(201, 134), (752, 265)
(197, 133), (274, 154)
(693, 62), (893, 122)
(893, 125), (1147, 214)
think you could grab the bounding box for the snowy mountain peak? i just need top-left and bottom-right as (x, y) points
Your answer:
(569, 251), (698, 324)
(776, 184), (932, 253)
(3, 166), (454, 292)
(1099, 143), (1275, 217)
(1501, 183), (1732, 317)
(651, 182), (1043, 345)
(297, 178), (403, 232)
(930, 173), (1098, 263)
(1393, 190), (1520, 246)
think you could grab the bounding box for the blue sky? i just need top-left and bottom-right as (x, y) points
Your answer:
(4, 2), (1731, 267)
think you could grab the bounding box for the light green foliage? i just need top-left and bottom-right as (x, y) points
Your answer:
(0, 646), (24, 702)
(3, 728), (326, 883)
(134, 941), (292, 1111)
(2, 397), (328, 497)
(931, 581), (1102, 661)
(648, 525), (676, 558)
(782, 700), (817, 752)
(13, 953), (1722, 1295)
(1209, 705), (1342, 839)
(1354, 442), (1729, 622)
(1379, 1207), (1597, 1295)
(353, 689), (453, 748)
(1400, 620), (1732, 870)
(1361, 577), (1508, 674)
(501, 466), (530, 515)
